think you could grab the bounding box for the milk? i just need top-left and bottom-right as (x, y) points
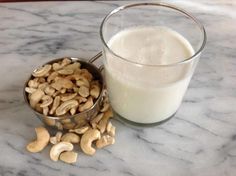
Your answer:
(104, 26), (194, 123)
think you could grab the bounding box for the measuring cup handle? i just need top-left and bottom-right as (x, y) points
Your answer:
(99, 65), (104, 71)
(88, 51), (104, 72)
(88, 51), (102, 63)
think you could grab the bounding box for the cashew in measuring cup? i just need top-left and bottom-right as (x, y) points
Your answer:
(25, 58), (102, 118)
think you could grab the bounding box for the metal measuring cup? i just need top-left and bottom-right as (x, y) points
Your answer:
(23, 52), (104, 130)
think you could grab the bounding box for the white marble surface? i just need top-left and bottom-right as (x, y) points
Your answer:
(0, 1), (236, 176)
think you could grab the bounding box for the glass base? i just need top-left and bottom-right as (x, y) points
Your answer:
(113, 111), (176, 127)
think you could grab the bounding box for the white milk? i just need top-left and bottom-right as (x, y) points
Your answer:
(105, 26), (194, 123)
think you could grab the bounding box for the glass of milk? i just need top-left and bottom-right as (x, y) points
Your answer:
(100, 3), (206, 125)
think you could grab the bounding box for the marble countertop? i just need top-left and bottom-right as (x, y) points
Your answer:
(0, 1), (235, 176)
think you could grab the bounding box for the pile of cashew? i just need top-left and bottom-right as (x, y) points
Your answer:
(25, 58), (102, 118)
(26, 93), (116, 164)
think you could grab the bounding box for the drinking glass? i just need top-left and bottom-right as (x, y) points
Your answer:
(100, 3), (206, 125)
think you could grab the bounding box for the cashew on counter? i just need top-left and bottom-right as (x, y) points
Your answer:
(26, 127), (50, 153)
(26, 107), (116, 164)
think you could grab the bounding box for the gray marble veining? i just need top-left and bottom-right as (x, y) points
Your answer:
(0, 1), (235, 176)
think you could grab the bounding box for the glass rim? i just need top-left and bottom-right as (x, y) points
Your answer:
(100, 2), (207, 67)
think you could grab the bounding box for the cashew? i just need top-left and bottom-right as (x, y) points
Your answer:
(28, 79), (39, 88)
(100, 102), (110, 113)
(80, 69), (93, 82)
(50, 137), (58, 145)
(45, 73), (50, 77)
(59, 151), (78, 164)
(97, 108), (113, 133)
(58, 93), (79, 115)
(56, 100), (79, 116)
(52, 62), (64, 71)
(69, 126), (89, 134)
(80, 129), (101, 155)
(78, 86), (90, 98)
(90, 113), (104, 129)
(73, 87), (79, 93)
(44, 86), (55, 96)
(90, 84), (100, 99)
(74, 96), (87, 103)
(70, 106), (78, 115)
(51, 78), (74, 90)
(29, 89), (45, 108)
(74, 116), (88, 127)
(61, 58), (72, 67)
(52, 90), (60, 97)
(38, 77), (46, 83)
(40, 95), (53, 108)
(61, 133), (80, 143)
(50, 131), (63, 145)
(43, 117), (56, 126)
(58, 69), (74, 75)
(76, 77), (90, 88)
(60, 88), (66, 94)
(50, 142), (73, 161)
(61, 93), (77, 102)
(32, 64), (51, 77)
(55, 122), (63, 131)
(35, 103), (43, 113)
(50, 83), (61, 91)
(63, 122), (76, 130)
(64, 62), (81, 71)
(47, 71), (58, 83)
(65, 75), (75, 81)
(25, 87), (37, 94)
(38, 82), (49, 91)
(72, 73), (83, 80)
(49, 96), (60, 115)
(26, 127), (50, 153)
(106, 121), (116, 137)
(96, 135), (115, 149)
(102, 91), (109, 102)
(54, 76), (62, 81)
(74, 68), (81, 75)
(79, 97), (93, 112)
(61, 118), (71, 124)
(60, 88), (67, 94)
(43, 106), (49, 116)
(56, 131), (63, 141)
(106, 121), (112, 132)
